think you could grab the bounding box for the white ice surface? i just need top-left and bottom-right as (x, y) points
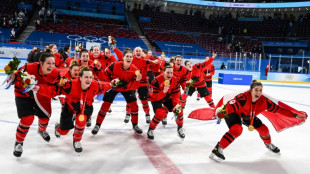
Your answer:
(1, 76), (310, 174)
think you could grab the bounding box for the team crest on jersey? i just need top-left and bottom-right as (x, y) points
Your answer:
(63, 82), (71, 89)
(229, 100), (236, 104)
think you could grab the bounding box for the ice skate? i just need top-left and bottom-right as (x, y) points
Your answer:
(55, 123), (61, 138)
(209, 142), (225, 163)
(86, 117), (91, 127)
(38, 129), (50, 142)
(162, 118), (167, 127)
(108, 108), (112, 113)
(145, 114), (151, 124)
(91, 124), (101, 135)
(177, 126), (185, 140)
(124, 114), (130, 123)
(13, 142), (23, 158)
(73, 141), (83, 153)
(147, 128), (154, 140)
(133, 124), (143, 134)
(265, 143), (280, 154)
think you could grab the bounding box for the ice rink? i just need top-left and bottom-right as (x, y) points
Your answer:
(0, 76), (310, 174)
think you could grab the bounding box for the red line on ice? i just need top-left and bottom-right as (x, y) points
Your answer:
(133, 134), (182, 174)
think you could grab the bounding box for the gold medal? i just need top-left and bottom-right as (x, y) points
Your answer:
(94, 60), (98, 64)
(164, 80), (170, 85)
(135, 70), (140, 76)
(78, 114), (85, 122)
(248, 125), (254, 131)
(170, 62), (174, 67)
(59, 78), (64, 85)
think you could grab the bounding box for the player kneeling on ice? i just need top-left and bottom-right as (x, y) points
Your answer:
(55, 66), (111, 153)
(147, 65), (185, 140)
(209, 80), (307, 163)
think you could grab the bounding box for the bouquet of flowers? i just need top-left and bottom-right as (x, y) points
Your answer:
(185, 79), (195, 96)
(4, 56), (21, 74)
(18, 70), (37, 94)
(173, 104), (183, 117)
(185, 79), (195, 90)
(108, 36), (117, 47)
(74, 43), (83, 53)
(111, 78), (124, 90)
(2, 56), (21, 89)
(215, 104), (228, 124)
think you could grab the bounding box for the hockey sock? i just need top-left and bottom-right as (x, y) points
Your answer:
(219, 124), (243, 149)
(96, 102), (111, 125)
(16, 115), (34, 142)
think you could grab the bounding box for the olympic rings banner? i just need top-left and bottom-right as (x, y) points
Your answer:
(267, 72), (310, 82)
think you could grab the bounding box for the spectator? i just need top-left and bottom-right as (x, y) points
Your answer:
(53, 10), (57, 23)
(46, 8), (52, 18)
(10, 28), (16, 41)
(2, 17), (6, 28)
(35, 18), (40, 27)
(27, 46), (38, 63)
(127, 2), (131, 10)
(265, 64), (270, 77)
(18, 10), (25, 18)
(63, 46), (71, 60)
(220, 62), (227, 69)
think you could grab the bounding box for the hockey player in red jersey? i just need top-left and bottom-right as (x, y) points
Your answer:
(186, 53), (216, 108)
(197, 55), (215, 100)
(147, 65), (185, 140)
(209, 80), (307, 163)
(91, 48), (144, 135)
(60, 59), (80, 80)
(103, 48), (117, 69)
(58, 60), (80, 106)
(161, 55), (189, 127)
(114, 46), (158, 124)
(48, 44), (66, 69)
(11, 52), (60, 157)
(55, 66), (111, 153)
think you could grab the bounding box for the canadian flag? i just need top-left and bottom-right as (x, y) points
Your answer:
(33, 85), (57, 117)
(188, 90), (307, 132)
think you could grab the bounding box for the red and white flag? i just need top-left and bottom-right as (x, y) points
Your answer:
(188, 90), (307, 132)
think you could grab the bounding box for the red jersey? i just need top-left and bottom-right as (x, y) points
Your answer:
(60, 69), (74, 80)
(149, 74), (181, 106)
(65, 57), (74, 66)
(102, 54), (117, 71)
(60, 78), (111, 113)
(14, 62), (60, 98)
(173, 65), (189, 90)
(189, 57), (214, 88)
(154, 59), (166, 77)
(226, 91), (295, 118)
(113, 48), (154, 87)
(104, 61), (140, 92)
(202, 63), (215, 82)
(54, 52), (66, 69)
